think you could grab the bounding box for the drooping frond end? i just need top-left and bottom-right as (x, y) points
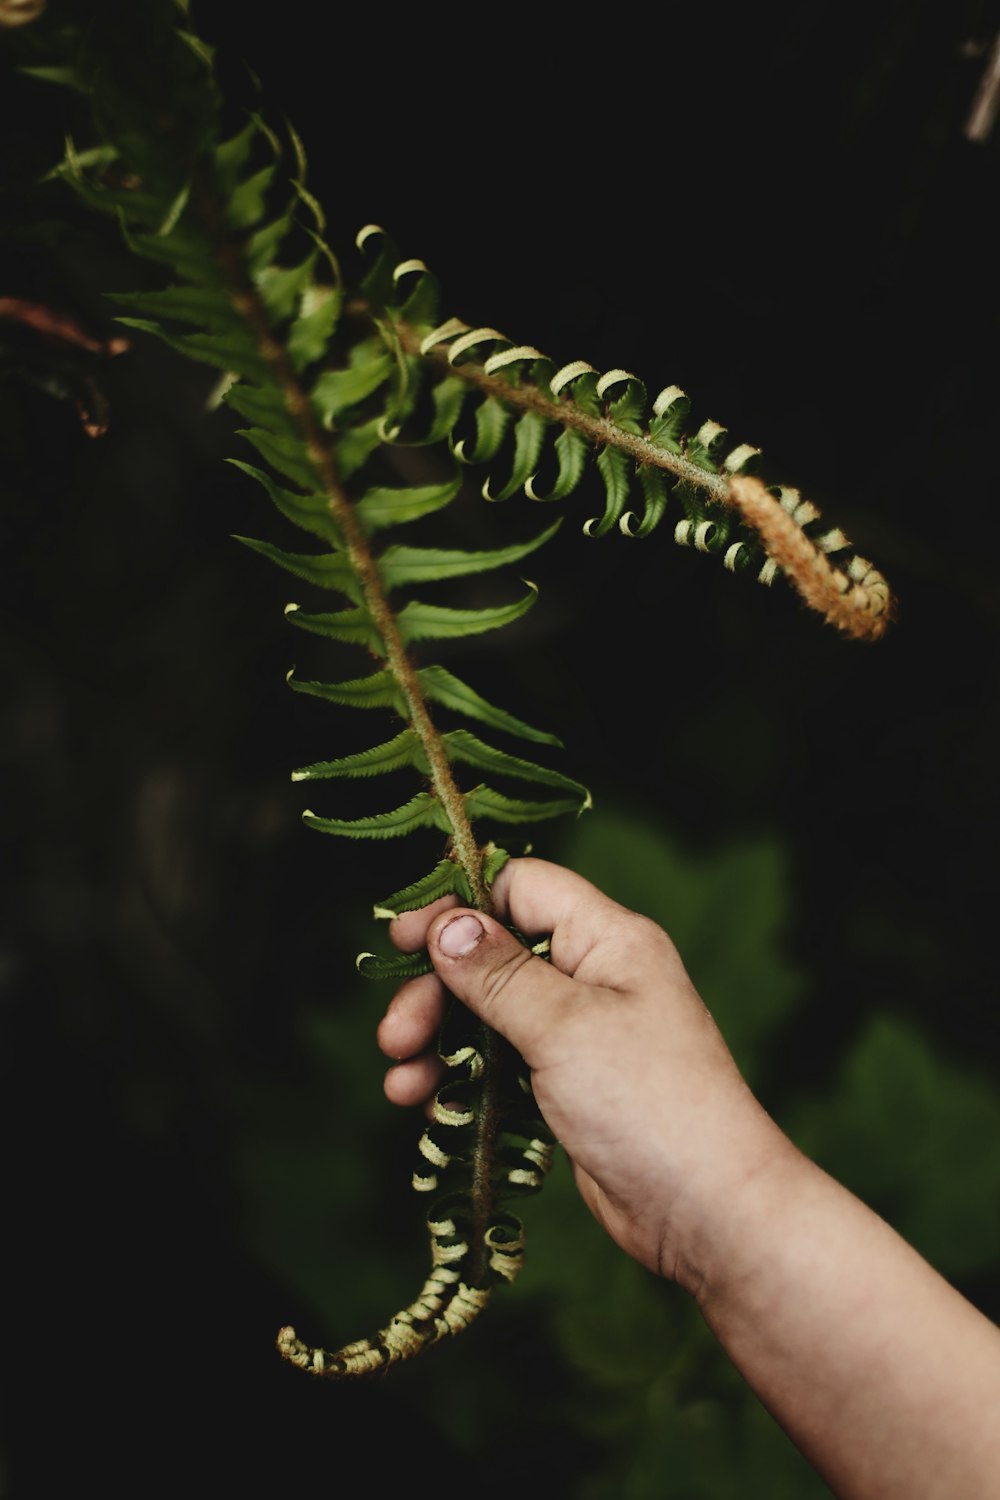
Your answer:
(275, 1278), (492, 1379)
(726, 474), (893, 640)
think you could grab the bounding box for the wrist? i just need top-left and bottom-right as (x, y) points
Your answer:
(663, 1102), (805, 1301)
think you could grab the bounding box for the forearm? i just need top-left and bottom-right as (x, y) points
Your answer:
(688, 1141), (1000, 1499)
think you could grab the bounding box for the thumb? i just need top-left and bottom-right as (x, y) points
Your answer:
(426, 908), (580, 1064)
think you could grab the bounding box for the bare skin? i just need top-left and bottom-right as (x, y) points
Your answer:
(378, 856), (1000, 1500)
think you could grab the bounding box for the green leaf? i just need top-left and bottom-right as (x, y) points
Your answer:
(482, 844), (511, 889)
(463, 785), (585, 825)
(483, 411), (549, 502)
(233, 535), (360, 600)
(355, 222), (401, 310)
(246, 210), (293, 275)
(226, 460), (342, 547)
(621, 466), (670, 538)
(525, 426), (589, 503)
(116, 218), (220, 281)
(105, 285), (244, 334)
(374, 859), (468, 918)
(389, 373), (468, 446)
(557, 364), (601, 416)
(213, 120), (257, 191)
(334, 415), (385, 481)
(393, 260), (440, 329)
(283, 603), (382, 651)
(115, 318), (268, 381)
(583, 447), (632, 536)
(312, 344), (393, 425)
(287, 284), (341, 372)
(176, 27), (215, 68)
(19, 65), (88, 92)
(647, 385), (689, 451)
(302, 792), (450, 840)
(228, 165), (276, 230)
(286, 668), (403, 711)
(254, 253), (317, 321)
(56, 170), (171, 229)
(236, 426), (318, 491)
(599, 369), (647, 433)
(418, 665), (561, 746)
(355, 473), (461, 532)
(684, 419), (728, 473)
(356, 949), (434, 980)
(291, 730), (420, 782)
(377, 519), (561, 591)
(452, 396), (511, 465)
(443, 729), (590, 803)
(396, 584), (538, 645)
(223, 382), (297, 439)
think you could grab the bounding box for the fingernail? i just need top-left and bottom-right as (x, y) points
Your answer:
(439, 914), (484, 958)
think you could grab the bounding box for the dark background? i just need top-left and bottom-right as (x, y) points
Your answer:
(2, 3), (999, 1495)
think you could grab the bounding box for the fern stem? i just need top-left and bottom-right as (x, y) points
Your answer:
(200, 201), (490, 912)
(468, 1022), (503, 1284)
(395, 320), (731, 501)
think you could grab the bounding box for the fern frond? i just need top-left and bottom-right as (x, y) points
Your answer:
(356, 233), (893, 640)
(33, 2), (894, 1386)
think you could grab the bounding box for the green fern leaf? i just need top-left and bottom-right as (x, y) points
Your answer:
(387, 373), (468, 446)
(105, 285), (244, 333)
(395, 585), (538, 645)
(334, 415), (387, 480)
(283, 603), (382, 651)
(373, 858), (469, 918)
(355, 474), (462, 532)
(482, 411), (549, 504)
(600, 369), (647, 433)
(245, 210), (294, 276)
(355, 949), (434, 980)
(377, 520), (561, 591)
(288, 284), (341, 371)
(453, 395), (511, 465)
(286, 668), (404, 712)
(226, 460), (343, 547)
(115, 217), (218, 281)
(621, 466), (670, 538)
(584, 447), (632, 537)
(291, 730), (420, 782)
(463, 785), (586, 825)
(684, 419), (728, 474)
(417, 665), (561, 747)
(235, 426), (318, 491)
(525, 426), (589, 503)
(311, 341), (393, 425)
(482, 843), (511, 888)
(114, 317), (268, 381)
(212, 119), (258, 189)
(223, 383), (298, 439)
(647, 385), (690, 451)
(442, 730), (590, 803)
(303, 792), (450, 840)
(228, 165), (277, 230)
(255, 253), (320, 321)
(233, 535), (360, 599)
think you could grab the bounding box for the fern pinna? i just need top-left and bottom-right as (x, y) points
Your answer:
(28, 4), (893, 1379)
